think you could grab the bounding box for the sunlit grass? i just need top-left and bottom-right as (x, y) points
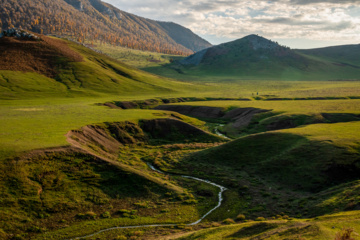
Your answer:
(171, 99), (360, 114)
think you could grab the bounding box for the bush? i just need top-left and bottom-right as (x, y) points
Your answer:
(334, 228), (356, 240)
(117, 209), (130, 214)
(182, 199), (198, 205)
(235, 214), (246, 221)
(132, 231), (144, 236)
(222, 218), (236, 224)
(114, 235), (127, 240)
(255, 217), (265, 221)
(76, 211), (97, 220)
(27, 226), (46, 233)
(101, 211), (111, 218)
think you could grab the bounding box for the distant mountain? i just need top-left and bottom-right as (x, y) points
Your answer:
(156, 21), (212, 52)
(0, 0), (211, 55)
(178, 34), (360, 80)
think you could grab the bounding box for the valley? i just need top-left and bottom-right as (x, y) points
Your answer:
(0, 3), (360, 239)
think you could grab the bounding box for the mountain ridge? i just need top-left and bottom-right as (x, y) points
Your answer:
(0, 0), (212, 55)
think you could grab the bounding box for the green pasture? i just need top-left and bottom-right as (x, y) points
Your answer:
(0, 98), (168, 159)
(96, 44), (183, 69)
(170, 99), (360, 114)
(175, 211), (360, 240)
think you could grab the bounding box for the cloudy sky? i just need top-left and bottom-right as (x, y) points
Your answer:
(103, 0), (360, 49)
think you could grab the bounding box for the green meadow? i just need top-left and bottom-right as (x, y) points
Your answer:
(1, 37), (360, 240)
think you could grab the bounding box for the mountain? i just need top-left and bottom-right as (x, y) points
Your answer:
(177, 34), (360, 80)
(0, 0), (211, 55)
(0, 31), (195, 99)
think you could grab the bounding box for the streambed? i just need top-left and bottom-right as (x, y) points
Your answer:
(70, 164), (226, 239)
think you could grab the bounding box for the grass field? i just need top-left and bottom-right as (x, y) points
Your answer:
(173, 211), (360, 240)
(168, 99), (360, 114)
(1, 36), (360, 240)
(96, 44), (184, 69)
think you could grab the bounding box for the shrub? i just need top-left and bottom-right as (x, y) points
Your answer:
(117, 209), (130, 214)
(101, 211), (111, 218)
(182, 199), (198, 205)
(27, 226), (46, 233)
(134, 201), (149, 208)
(76, 211), (97, 220)
(334, 228), (356, 240)
(236, 214), (246, 221)
(222, 218), (236, 224)
(114, 235), (127, 240)
(211, 222), (222, 227)
(132, 231), (144, 236)
(255, 217), (265, 221)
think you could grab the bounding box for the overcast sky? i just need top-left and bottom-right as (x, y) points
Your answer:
(103, 0), (360, 49)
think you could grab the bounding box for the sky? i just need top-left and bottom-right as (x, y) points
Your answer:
(103, 0), (360, 49)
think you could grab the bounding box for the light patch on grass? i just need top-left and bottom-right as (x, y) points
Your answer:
(15, 108), (44, 111)
(170, 99), (360, 114)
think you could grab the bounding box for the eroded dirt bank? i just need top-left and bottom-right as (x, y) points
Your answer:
(154, 105), (269, 132)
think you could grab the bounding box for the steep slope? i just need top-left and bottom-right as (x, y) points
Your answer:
(177, 35), (360, 80)
(0, 0), (211, 55)
(0, 33), (195, 99)
(182, 121), (360, 192)
(156, 21), (212, 52)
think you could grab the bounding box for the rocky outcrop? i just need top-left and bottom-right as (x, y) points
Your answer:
(64, 0), (84, 11)
(1, 28), (40, 40)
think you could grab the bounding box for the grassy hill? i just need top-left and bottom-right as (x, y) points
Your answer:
(0, 34), (200, 99)
(0, 0), (211, 55)
(149, 100), (360, 227)
(150, 35), (360, 81)
(298, 44), (360, 66)
(1, 33), (360, 239)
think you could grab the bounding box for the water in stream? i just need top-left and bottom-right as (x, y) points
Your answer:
(69, 164), (226, 239)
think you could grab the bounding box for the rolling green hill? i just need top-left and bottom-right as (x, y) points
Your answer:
(0, 34), (199, 99)
(157, 35), (360, 81)
(298, 44), (360, 66)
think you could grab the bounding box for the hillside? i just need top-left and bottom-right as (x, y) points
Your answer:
(298, 44), (360, 66)
(166, 34), (360, 81)
(0, 32), (198, 99)
(0, 0), (211, 55)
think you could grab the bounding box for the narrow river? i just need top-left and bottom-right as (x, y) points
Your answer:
(69, 164), (226, 239)
(214, 124), (230, 139)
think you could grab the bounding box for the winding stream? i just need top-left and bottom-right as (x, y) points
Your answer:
(69, 164), (226, 239)
(214, 124), (230, 139)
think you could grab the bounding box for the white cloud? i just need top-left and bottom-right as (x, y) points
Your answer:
(103, 0), (360, 48)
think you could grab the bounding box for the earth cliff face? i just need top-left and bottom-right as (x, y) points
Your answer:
(154, 105), (269, 129)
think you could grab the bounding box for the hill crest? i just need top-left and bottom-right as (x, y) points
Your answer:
(177, 34), (360, 80)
